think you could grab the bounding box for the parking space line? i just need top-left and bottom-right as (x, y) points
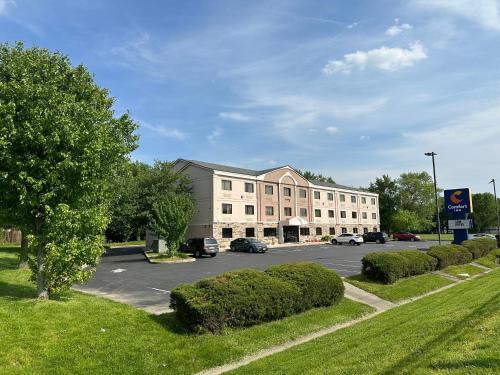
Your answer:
(150, 287), (170, 294)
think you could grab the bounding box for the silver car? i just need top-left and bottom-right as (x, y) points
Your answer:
(331, 233), (364, 246)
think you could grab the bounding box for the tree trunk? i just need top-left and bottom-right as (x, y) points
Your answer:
(18, 231), (29, 269)
(35, 220), (48, 299)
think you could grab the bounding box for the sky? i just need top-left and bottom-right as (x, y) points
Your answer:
(1, 0), (500, 193)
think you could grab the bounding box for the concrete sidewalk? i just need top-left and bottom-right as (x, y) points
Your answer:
(343, 282), (395, 311)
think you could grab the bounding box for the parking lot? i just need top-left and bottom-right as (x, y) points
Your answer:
(74, 241), (442, 314)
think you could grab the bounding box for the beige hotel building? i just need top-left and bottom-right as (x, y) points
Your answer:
(173, 159), (380, 248)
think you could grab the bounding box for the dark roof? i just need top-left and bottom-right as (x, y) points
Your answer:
(311, 180), (371, 193)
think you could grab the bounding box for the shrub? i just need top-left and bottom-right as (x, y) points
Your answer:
(170, 269), (301, 333)
(462, 238), (497, 259)
(266, 262), (344, 311)
(362, 252), (411, 284)
(321, 235), (332, 242)
(398, 250), (438, 275)
(427, 244), (472, 269)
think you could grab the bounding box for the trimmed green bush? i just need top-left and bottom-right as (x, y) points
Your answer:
(461, 238), (497, 259)
(321, 235), (332, 242)
(362, 250), (438, 284)
(170, 264), (345, 333)
(266, 262), (344, 311)
(427, 244), (472, 269)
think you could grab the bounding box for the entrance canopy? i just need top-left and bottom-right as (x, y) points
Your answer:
(280, 216), (308, 226)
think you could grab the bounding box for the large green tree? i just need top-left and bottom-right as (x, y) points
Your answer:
(368, 175), (398, 233)
(299, 170), (336, 184)
(0, 42), (137, 298)
(470, 193), (498, 232)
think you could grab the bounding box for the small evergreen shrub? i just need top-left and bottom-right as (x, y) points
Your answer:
(266, 262), (344, 311)
(321, 235), (332, 242)
(427, 244), (472, 269)
(362, 252), (410, 284)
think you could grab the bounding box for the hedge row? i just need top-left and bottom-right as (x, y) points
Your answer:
(427, 244), (472, 269)
(170, 262), (344, 333)
(461, 238), (496, 259)
(362, 250), (437, 284)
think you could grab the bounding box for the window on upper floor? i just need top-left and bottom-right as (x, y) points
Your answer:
(351, 195), (357, 203)
(372, 213), (377, 219)
(340, 194), (345, 202)
(222, 180), (232, 191)
(300, 208), (307, 217)
(340, 211), (346, 218)
(299, 189), (307, 198)
(265, 206), (274, 216)
(284, 207), (292, 216)
(328, 210), (334, 218)
(245, 183), (254, 193)
(361, 197), (366, 204)
(314, 191), (320, 199)
(283, 187), (291, 197)
(371, 197), (376, 205)
(362, 212), (367, 219)
(222, 203), (232, 214)
(245, 205), (255, 215)
(352, 212), (357, 219)
(327, 192), (334, 201)
(265, 185), (274, 195)
(315, 209), (321, 217)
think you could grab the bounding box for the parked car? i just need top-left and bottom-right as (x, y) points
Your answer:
(331, 233), (364, 246)
(230, 238), (268, 253)
(468, 233), (497, 240)
(179, 237), (219, 258)
(392, 232), (421, 241)
(363, 232), (389, 244)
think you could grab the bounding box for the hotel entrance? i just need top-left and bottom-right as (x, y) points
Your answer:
(283, 225), (299, 243)
(279, 216), (308, 243)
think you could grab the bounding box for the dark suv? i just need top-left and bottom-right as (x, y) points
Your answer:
(230, 238), (268, 253)
(179, 237), (219, 258)
(362, 232), (389, 244)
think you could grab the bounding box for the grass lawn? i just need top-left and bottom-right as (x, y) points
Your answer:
(104, 240), (145, 248)
(443, 264), (485, 279)
(475, 249), (500, 269)
(415, 233), (454, 241)
(346, 273), (454, 302)
(0, 246), (372, 375)
(230, 269), (500, 375)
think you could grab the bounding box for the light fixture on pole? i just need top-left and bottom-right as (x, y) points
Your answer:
(425, 152), (441, 245)
(489, 178), (500, 245)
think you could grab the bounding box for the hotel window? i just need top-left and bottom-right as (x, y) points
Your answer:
(222, 180), (232, 190)
(222, 203), (232, 214)
(352, 212), (357, 219)
(373, 227), (378, 232)
(371, 197), (376, 205)
(351, 195), (357, 203)
(327, 192), (334, 201)
(265, 185), (274, 195)
(245, 183), (254, 193)
(362, 212), (367, 219)
(245, 205), (255, 215)
(265, 206), (274, 216)
(340, 194), (345, 202)
(300, 208), (308, 217)
(328, 210), (334, 218)
(299, 189), (307, 198)
(372, 213), (377, 219)
(316, 227), (322, 235)
(361, 197), (366, 204)
(284, 207), (292, 216)
(264, 227), (277, 237)
(284, 187), (291, 196)
(300, 227), (310, 236)
(341, 227), (347, 234)
(329, 227), (336, 235)
(222, 228), (233, 238)
(353, 228), (358, 234)
(246, 227), (255, 237)
(315, 209), (321, 217)
(314, 191), (320, 199)
(363, 227), (369, 234)
(340, 211), (346, 218)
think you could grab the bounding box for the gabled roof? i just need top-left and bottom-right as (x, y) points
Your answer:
(311, 180), (371, 193)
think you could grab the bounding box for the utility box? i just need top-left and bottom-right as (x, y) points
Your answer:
(151, 239), (167, 254)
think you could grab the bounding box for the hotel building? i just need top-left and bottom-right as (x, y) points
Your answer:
(173, 159), (380, 248)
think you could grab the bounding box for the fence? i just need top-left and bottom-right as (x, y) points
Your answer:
(1, 228), (21, 244)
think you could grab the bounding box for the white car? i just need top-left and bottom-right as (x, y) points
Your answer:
(331, 233), (364, 246)
(468, 233), (497, 240)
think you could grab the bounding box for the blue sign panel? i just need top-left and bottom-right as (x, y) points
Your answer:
(444, 188), (473, 215)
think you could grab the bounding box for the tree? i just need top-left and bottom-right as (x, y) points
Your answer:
(299, 170), (336, 184)
(470, 193), (497, 232)
(392, 210), (426, 232)
(397, 172), (436, 231)
(149, 193), (195, 256)
(368, 175), (398, 233)
(0, 42), (137, 298)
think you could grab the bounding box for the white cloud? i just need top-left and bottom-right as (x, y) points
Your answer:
(140, 121), (188, 140)
(323, 42), (427, 75)
(207, 127), (223, 145)
(414, 0), (500, 31)
(218, 111), (252, 122)
(0, 0), (15, 15)
(347, 22), (358, 29)
(326, 126), (339, 134)
(385, 18), (412, 36)
(360, 135), (371, 140)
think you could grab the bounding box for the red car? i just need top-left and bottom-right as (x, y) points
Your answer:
(392, 232), (421, 241)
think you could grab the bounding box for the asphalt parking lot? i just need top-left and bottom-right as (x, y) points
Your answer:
(74, 241), (442, 314)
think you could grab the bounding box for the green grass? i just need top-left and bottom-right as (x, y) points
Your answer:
(0, 246), (372, 375)
(230, 269), (500, 375)
(346, 273), (454, 302)
(416, 233), (454, 241)
(104, 240), (145, 248)
(443, 264), (485, 279)
(475, 249), (500, 269)
(145, 251), (190, 263)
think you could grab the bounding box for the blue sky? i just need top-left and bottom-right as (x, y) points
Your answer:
(2, 0), (500, 193)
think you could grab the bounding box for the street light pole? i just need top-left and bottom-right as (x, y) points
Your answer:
(425, 152), (441, 245)
(489, 178), (500, 245)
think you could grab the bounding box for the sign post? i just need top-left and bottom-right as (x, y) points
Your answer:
(444, 188), (473, 244)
